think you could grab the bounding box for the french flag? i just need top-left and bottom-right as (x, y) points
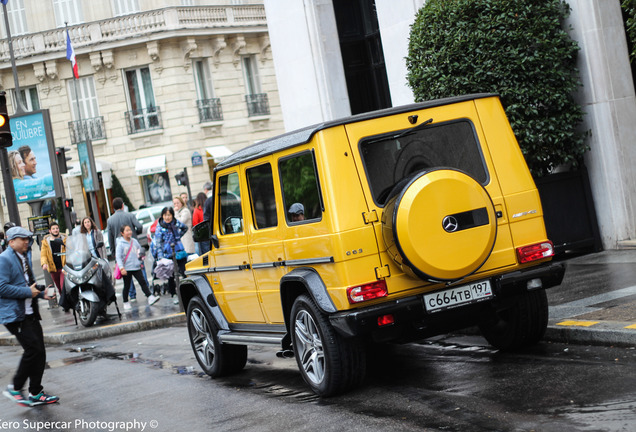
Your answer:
(66, 30), (79, 79)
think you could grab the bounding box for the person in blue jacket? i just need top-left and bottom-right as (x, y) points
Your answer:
(0, 227), (59, 407)
(153, 207), (187, 304)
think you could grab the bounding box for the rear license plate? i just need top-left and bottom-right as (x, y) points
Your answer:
(423, 280), (493, 313)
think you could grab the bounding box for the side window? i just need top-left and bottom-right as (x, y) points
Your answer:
(247, 164), (277, 229)
(279, 152), (322, 224)
(218, 172), (243, 235)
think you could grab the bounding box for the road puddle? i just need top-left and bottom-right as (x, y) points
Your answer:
(46, 346), (206, 377)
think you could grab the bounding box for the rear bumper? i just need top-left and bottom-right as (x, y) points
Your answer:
(329, 262), (565, 342)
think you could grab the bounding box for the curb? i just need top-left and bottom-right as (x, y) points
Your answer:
(0, 313), (186, 346)
(545, 320), (636, 348)
(1, 314), (634, 349)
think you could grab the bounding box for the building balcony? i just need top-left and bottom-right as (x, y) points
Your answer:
(0, 5), (267, 64)
(197, 98), (223, 122)
(245, 93), (270, 117)
(68, 117), (107, 144)
(125, 107), (162, 134)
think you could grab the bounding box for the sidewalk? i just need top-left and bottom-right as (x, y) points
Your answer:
(0, 264), (185, 346)
(545, 249), (636, 347)
(1, 250), (635, 347)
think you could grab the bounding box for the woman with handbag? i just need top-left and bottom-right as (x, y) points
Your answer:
(154, 207), (188, 304)
(80, 217), (107, 259)
(115, 225), (160, 310)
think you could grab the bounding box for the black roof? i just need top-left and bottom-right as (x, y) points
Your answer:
(215, 93), (497, 171)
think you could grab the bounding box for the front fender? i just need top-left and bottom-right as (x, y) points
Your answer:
(79, 289), (100, 303)
(178, 276), (229, 331)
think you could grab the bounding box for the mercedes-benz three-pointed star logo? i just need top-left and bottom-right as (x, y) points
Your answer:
(442, 215), (459, 233)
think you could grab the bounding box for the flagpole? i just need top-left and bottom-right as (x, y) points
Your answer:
(66, 23), (101, 229)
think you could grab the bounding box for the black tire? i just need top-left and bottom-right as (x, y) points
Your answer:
(78, 299), (99, 327)
(478, 289), (549, 351)
(290, 294), (366, 397)
(186, 297), (247, 377)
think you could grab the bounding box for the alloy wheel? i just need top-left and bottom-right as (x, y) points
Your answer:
(294, 309), (325, 385)
(189, 307), (215, 369)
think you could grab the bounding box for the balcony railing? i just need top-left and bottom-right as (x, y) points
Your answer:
(245, 93), (270, 117)
(68, 117), (107, 144)
(0, 5), (267, 62)
(125, 106), (162, 134)
(197, 98), (223, 122)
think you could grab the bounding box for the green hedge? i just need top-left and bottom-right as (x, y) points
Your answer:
(623, 0), (636, 60)
(406, 0), (587, 177)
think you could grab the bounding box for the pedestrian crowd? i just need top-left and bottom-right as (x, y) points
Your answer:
(1, 181), (214, 409)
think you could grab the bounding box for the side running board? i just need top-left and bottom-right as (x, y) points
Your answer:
(218, 331), (285, 347)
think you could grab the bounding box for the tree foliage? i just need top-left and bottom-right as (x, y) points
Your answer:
(623, 0), (636, 61)
(406, 0), (587, 177)
(111, 173), (136, 211)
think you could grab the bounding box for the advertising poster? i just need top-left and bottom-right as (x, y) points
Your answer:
(143, 172), (172, 204)
(77, 141), (95, 192)
(7, 112), (57, 203)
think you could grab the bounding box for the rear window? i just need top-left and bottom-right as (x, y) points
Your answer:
(279, 151), (323, 224)
(359, 119), (488, 206)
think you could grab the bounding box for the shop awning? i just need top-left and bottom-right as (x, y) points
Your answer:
(135, 155), (166, 176)
(205, 146), (232, 161)
(65, 159), (112, 177)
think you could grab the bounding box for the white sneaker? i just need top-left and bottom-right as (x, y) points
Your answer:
(148, 295), (160, 306)
(123, 302), (131, 311)
(172, 296), (179, 305)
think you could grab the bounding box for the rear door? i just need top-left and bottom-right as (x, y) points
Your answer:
(244, 159), (286, 324)
(344, 99), (516, 276)
(211, 170), (265, 323)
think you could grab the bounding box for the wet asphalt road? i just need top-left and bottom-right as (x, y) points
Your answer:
(1, 325), (635, 432)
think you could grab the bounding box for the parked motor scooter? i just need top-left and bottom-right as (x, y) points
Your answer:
(60, 234), (120, 327)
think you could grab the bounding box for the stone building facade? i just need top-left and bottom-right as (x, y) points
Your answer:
(0, 0), (283, 229)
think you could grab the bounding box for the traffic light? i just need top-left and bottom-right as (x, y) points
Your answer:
(0, 91), (12, 148)
(56, 147), (72, 174)
(175, 170), (189, 186)
(64, 198), (74, 209)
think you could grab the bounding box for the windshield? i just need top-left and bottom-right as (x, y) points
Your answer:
(65, 234), (92, 270)
(360, 119), (488, 206)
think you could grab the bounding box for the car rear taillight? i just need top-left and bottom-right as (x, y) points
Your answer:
(516, 241), (555, 264)
(347, 280), (388, 304)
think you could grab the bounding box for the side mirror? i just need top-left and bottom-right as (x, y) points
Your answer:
(193, 219), (219, 249)
(192, 220), (211, 243)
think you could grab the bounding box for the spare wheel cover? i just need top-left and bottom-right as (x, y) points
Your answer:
(385, 168), (497, 282)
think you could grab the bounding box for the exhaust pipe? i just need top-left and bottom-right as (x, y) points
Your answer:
(276, 350), (295, 359)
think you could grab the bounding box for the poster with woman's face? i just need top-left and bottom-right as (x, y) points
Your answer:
(8, 112), (56, 203)
(143, 172), (172, 204)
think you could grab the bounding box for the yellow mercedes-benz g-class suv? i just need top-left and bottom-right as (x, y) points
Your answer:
(179, 94), (565, 396)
